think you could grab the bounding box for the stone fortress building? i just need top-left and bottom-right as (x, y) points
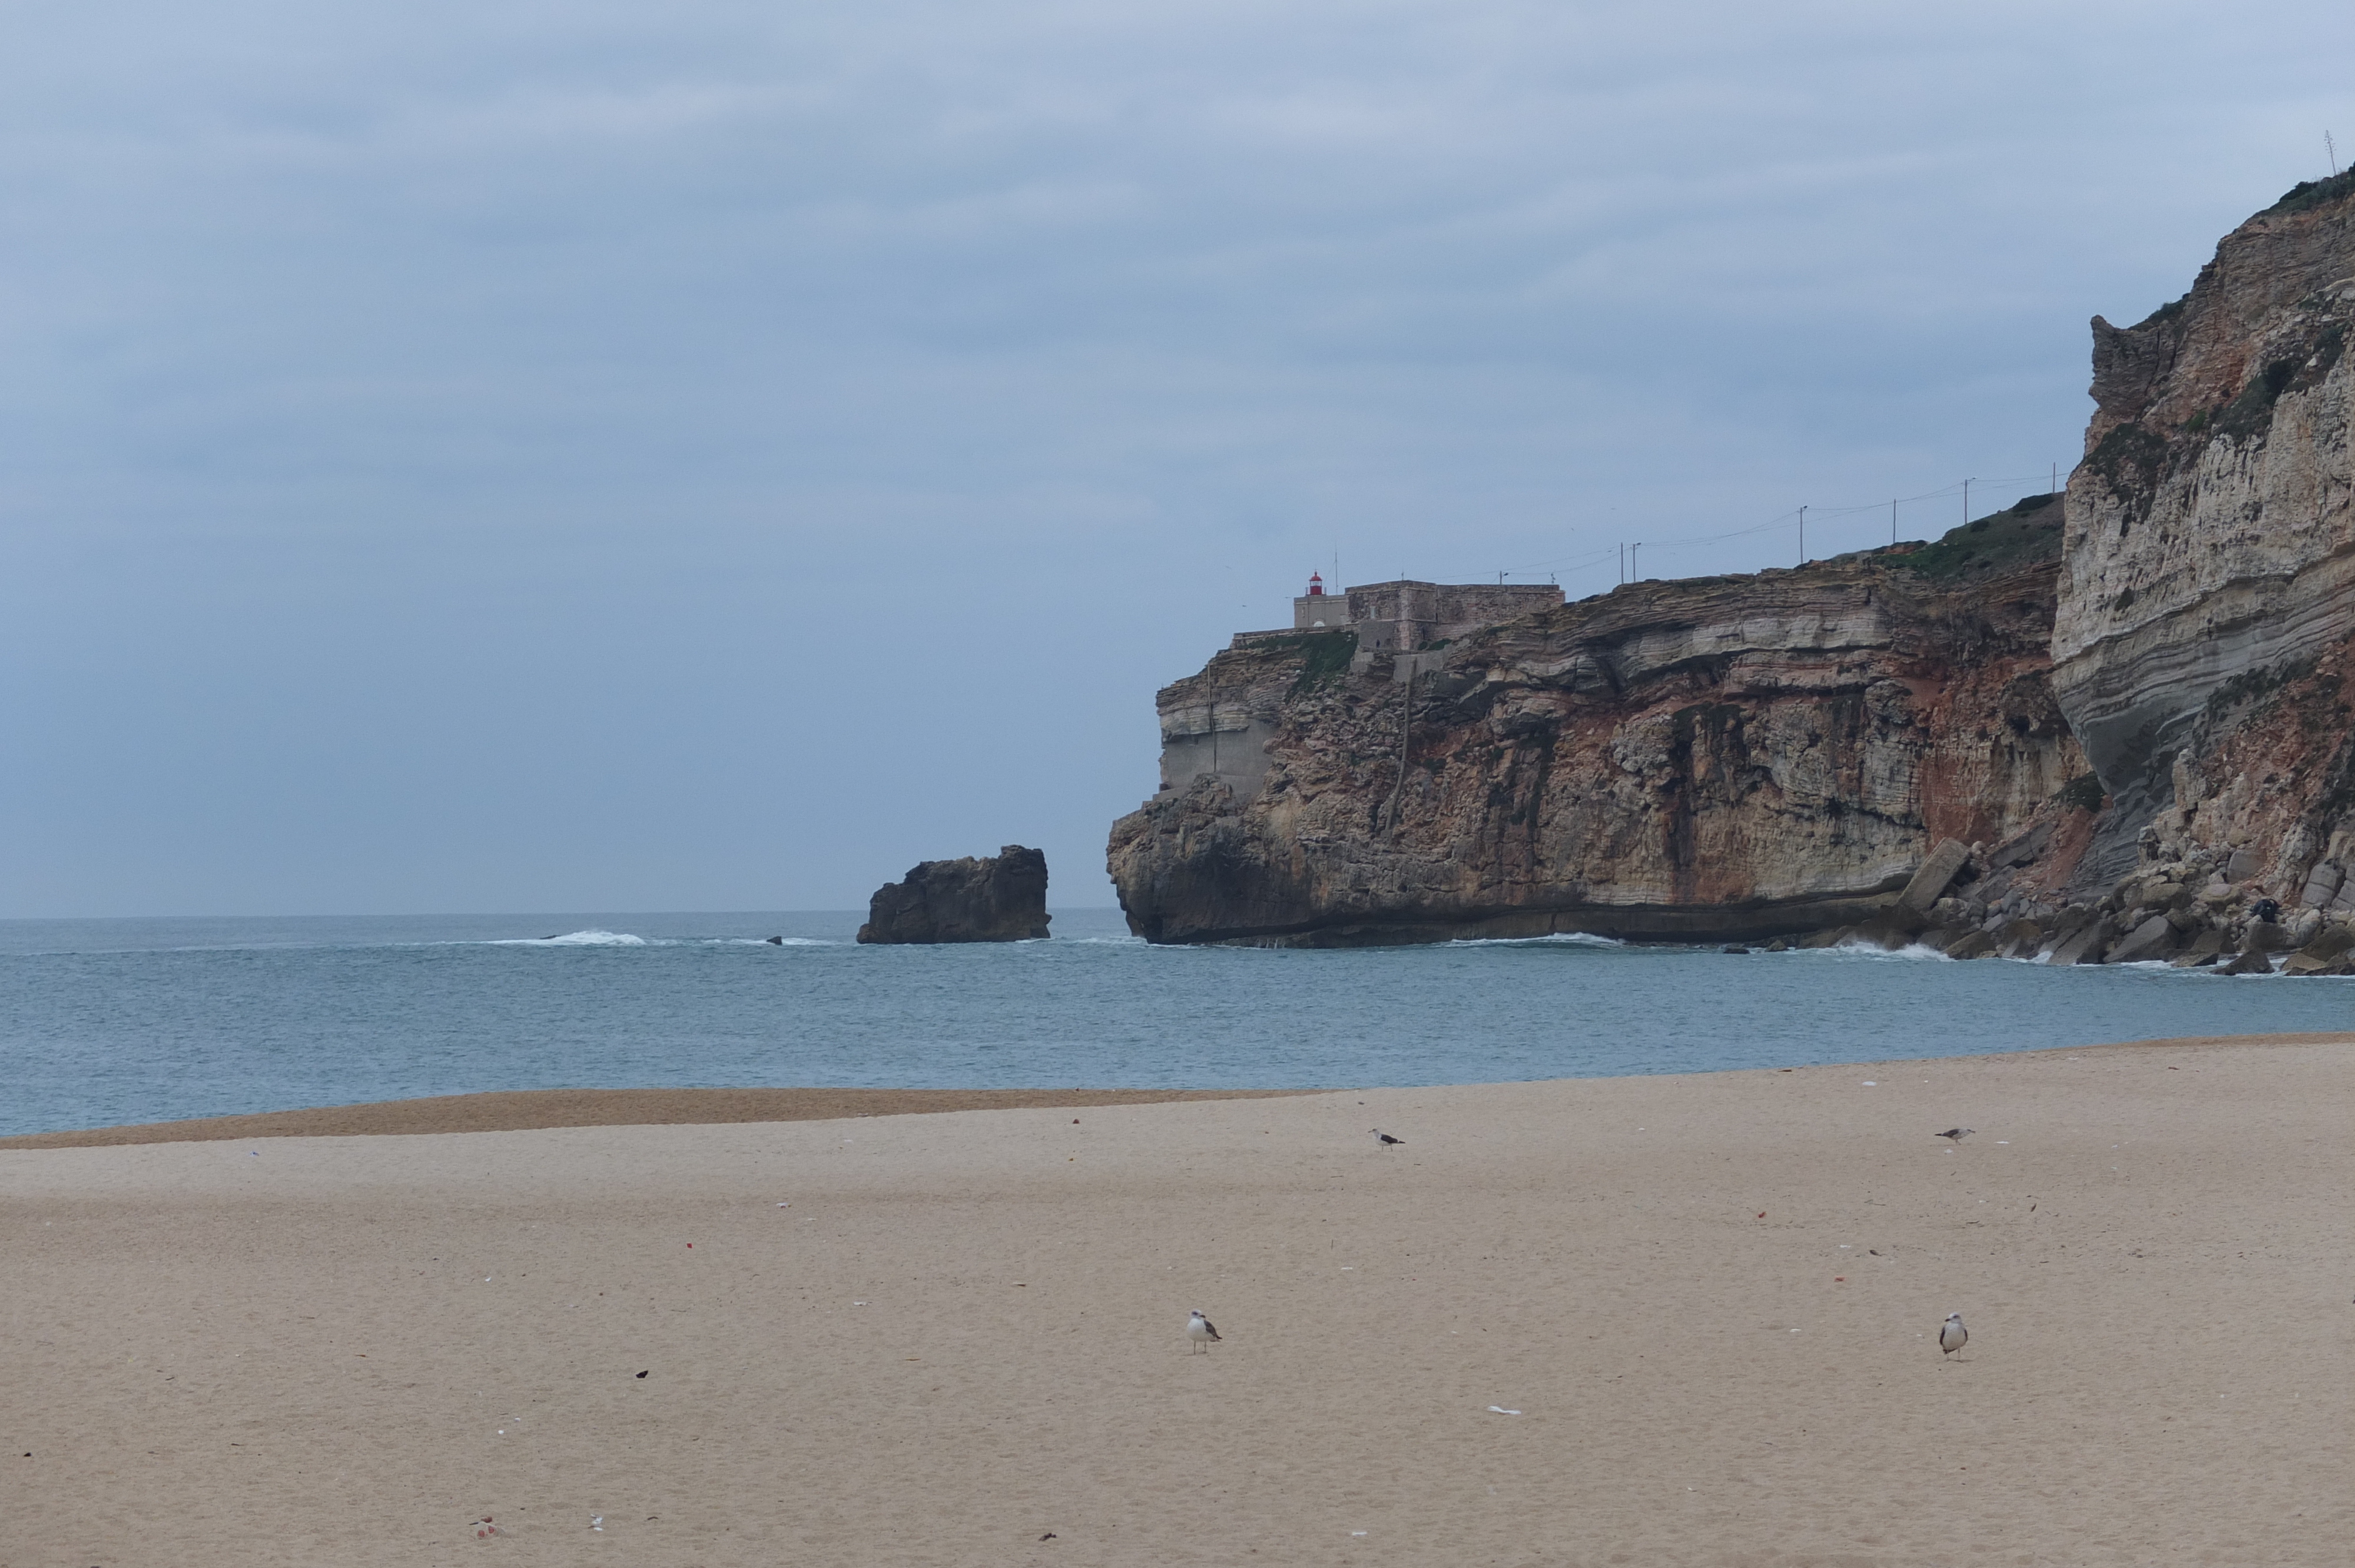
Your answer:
(1277, 573), (1564, 652)
(1155, 574), (1566, 799)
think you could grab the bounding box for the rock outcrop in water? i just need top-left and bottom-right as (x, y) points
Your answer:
(2054, 170), (2355, 890)
(857, 846), (1052, 944)
(1107, 507), (2087, 946)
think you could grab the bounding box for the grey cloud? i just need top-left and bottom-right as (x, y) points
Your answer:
(2, 0), (2351, 912)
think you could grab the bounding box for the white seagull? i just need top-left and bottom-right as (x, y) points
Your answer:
(1372, 1130), (1405, 1148)
(1939, 1312), (1968, 1360)
(1186, 1310), (1222, 1353)
(1934, 1127), (1975, 1144)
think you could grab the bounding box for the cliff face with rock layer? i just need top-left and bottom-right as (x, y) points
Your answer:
(1108, 510), (2086, 945)
(2055, 170), (2355, 888)
(1106, 175), (2355, 962)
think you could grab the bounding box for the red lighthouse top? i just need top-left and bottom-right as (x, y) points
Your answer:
(1306, 572), (1326, 596)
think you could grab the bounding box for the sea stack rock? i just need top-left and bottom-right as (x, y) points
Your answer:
(856, 846), (1052, 944)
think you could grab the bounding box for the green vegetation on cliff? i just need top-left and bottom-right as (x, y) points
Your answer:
(1233, 629), (1359, 696)
(2264, 167), (2355, 217)
(1895, 492), (2065, 582)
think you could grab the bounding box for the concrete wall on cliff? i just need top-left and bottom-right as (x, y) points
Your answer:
(2054, 170), (2355, 891)
(1109, 520), (2085, 945)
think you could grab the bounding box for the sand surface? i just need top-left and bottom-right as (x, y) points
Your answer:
(0, 1088), (1302, 1150)
(6, 1035), (2353, 1566)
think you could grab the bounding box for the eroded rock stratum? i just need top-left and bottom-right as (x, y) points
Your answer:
(2057, 170), (2355, 891)
(1109, 528), (2084, 946)
(1112, 172), (2355, 953)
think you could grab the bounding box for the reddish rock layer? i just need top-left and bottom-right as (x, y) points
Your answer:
(1109, 531), (2085, 946)
(2055, 170), (2355, 887)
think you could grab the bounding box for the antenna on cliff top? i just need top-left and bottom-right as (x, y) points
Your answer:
(1797, 504), (1807, 564)
(2329, 131), (2340, 177)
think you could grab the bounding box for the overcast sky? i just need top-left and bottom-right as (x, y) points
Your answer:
(3, 0), (2350, 918)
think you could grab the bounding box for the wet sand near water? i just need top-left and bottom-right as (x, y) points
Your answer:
(4, 1034), (2351, 1566)
(0, 1087), (1305, 1150)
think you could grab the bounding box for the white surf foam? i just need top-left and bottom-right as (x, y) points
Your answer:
(1448, 931), (1626, 948)
(490, 929), (648, 947)
(1821, 939), (1949, 961)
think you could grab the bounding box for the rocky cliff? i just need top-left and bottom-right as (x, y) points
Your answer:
(1107, 172), (2355, 961)
(2054, 169), (2355, 889)
(1108, 507), (2087, 945)
(857, 846), (1052, 944)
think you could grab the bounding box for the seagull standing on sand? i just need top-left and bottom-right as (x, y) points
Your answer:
(1186, 1310), (1222, 1353)
(1372, 1130), (1404, 1148)
(1939, 1313), (1968, 1360)
(1935, 1128), (1975, 1144)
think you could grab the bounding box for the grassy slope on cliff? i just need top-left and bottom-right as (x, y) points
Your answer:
(1892, 491), (2066, 582)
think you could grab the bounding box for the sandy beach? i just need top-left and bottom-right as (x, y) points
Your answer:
(5, 1035), (2352, 1567)
(0, 1088), (1304, 1150)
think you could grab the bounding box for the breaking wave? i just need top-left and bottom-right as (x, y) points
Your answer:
(1819, 939), (1950, 961)
(489, 929), (648, 947)
(1448, 931), (1626, 948)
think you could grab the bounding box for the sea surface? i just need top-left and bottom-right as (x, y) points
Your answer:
(2, 908), (2350, 1137)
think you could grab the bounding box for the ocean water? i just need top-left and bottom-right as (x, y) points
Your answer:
(1, 908), (2349, 1137)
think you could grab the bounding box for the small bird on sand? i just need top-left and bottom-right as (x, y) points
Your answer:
(1372, 1130), (1405, 1148)
(1186, 1310), (1222, 1353)
(1939, 1312), (1968, 1359)
(1934, 1127), (1975, 1143)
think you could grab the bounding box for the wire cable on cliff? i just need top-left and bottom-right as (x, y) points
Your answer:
(1455, 466), (2067, 587)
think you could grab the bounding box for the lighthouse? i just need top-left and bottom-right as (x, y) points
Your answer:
(1297, 572), (1345, 629)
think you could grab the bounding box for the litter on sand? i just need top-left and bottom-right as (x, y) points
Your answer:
(1487, 1406), (1522, 1415)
